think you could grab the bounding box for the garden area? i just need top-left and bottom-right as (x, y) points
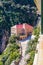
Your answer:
(26, 27), (40, 65)
(0, 35), (21, 65)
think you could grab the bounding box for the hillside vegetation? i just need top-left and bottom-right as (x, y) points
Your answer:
(0, 35), (21, 65)
(0, 0), (37, 37)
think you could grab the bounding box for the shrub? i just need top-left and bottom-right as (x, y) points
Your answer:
(9, 35), (16, 43)
(0, 34), (21, 65)
(0, 44), (20, 65)
(27, 51), (35, 65)
(0, 61), (3, 65)
(5, 51), (20, 65)
(26, 30), (39, 65)
(33, 27), (40, 36)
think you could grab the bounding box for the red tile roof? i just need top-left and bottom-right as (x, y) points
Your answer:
(25, 24), (33, 32)
(16, 24), (23, 29)
(11, 23), (33, 35)
(16, 23), (33, 34)
(16, 23), (33, 30)
(25, 24), (33, 29)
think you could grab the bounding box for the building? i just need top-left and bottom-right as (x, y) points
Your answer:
(11, 23), (33, 39)
(34, 0), (41, 14)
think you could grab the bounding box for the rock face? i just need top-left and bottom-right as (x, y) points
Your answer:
(1, 35), (7, 52)
(0, 30), (9, 54)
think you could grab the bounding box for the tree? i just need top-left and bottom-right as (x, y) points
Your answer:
(0, 0), (37, 41)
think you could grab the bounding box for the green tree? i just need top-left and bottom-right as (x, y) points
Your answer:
(0, 0), (37, 31)
(0, 0), (37, 44)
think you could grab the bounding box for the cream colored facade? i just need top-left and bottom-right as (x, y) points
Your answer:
(34, 0), (41, 13)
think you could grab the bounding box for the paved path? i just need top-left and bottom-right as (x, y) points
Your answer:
(11, 39), (28, 65)
(19, 35), (32, 65)
(33, 44), (39, 65)
(33, 35), (43, 65)
(11, 36), (31, 65)
(37, 35), (43, 65)
(19, 39), (29, 65)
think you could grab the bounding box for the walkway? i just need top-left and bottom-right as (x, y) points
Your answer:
(11, 39), (28, 65)
(19, 36), (31, 65)
(37, 35), (43, 65)
(33, 35), (43, 65)
(11, 36), (31, 65)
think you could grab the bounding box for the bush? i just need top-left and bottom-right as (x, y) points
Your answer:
(0, 61), (3, 65)
(5, 51), (20, 65)
(26, 39), (37, 54)
(27, 51), (35, 65)
(26, 31), (39, 65)
(0, 35), (21, 65)
(9, 35), (16, 43)
(33, 27), (40, 36)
